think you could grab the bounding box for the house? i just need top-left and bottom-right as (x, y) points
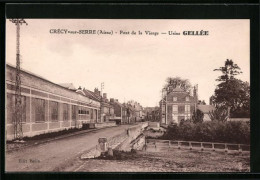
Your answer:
(144, 107), (160, 121)
(197, 105), (215, 121)
(109, 98), (124, 124)
(91, 88), (115, 123)
(127, 100), (144, 122)
(160, 85), (198, 125)
(121, 103), (137, 124)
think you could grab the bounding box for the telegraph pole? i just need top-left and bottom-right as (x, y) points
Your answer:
(9, 19), (28, 140)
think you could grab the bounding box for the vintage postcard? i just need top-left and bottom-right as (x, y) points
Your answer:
(5, 19), (250, 172)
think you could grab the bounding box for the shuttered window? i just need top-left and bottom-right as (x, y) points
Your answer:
(185, 105), (190, 113)
(172, 105), (178, 113)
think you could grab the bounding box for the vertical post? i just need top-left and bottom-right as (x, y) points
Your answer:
(189, 142), (192, 150)
(212, 143), (215, 151)
(10, 19), (28, 140)
(201, 142), (204, 151)
(225, 143), (228, 153)
(178, 141), (180, 149)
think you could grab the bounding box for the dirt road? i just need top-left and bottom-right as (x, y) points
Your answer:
(5, 124), (134, 172)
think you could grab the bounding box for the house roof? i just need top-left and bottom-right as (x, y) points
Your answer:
(197, 105), (215, 113)
(172, 86), (184, 92)
(112, 100), (123, 107)
(83, 89), (100, 101)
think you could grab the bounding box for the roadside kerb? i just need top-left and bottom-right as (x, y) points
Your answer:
(6, 125), (123, 153)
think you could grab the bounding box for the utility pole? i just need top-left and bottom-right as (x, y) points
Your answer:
(100, 82), (104, 123)
(9, 19), (28, 140)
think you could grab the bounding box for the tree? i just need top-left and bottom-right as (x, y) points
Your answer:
(198, 100), (206, 105)
(192, 109), (204, 123)
(214, 59), (242, 82)
(208, 107), (228, 122)
(211, 59), (250, 118)
(163, 77), (192, 92)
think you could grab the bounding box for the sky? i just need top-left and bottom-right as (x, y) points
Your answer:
(6, 19), (250, 107)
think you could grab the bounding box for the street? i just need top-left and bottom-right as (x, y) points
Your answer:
(5, 124), (134, 172)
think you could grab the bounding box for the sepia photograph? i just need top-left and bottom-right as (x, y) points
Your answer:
(5, 19), (250, 172)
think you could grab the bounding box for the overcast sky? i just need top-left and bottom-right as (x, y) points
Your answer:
(6, 19), (250, 107)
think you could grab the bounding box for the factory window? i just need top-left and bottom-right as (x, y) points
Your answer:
(173, 97), (177, 101)
(50, 101), (58, 121)
(186, 96), (190, 101)
(63, 103), (69, 121)
(7, 93), (26, 123)
(34, 98), (45, 122)
(72, 105), (77, 120)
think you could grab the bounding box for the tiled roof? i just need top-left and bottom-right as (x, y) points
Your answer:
(197, 105), (215, 113)
(82, 89), (100, 101)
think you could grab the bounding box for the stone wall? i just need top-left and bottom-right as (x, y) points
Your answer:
(81, 122), (148, 159)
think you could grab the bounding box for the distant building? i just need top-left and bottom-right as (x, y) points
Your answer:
(127, 100), (144, 122)
(109, 98), (124, 124)
(144, 107), (160, 121)
(89, 89), (115, 123)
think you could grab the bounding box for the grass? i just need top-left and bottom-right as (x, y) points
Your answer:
(78, 148), (250, 172)
(6, 127), (86, 152)
(22, 127), (81, 141)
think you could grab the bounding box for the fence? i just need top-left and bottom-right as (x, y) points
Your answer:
(145, 139), (250, 153)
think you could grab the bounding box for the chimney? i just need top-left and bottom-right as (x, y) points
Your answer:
(169, 85), (173, 92)
(115, 99), (118, 102)
(94, 88), (101, 96)
(78, 86), (82, 90)
(110, 98), (114, 103)
(103, 93), (107, 99)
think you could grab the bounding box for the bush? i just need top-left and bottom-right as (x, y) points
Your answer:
(160, 121), (250, 144)
(192, 109), (204, 123)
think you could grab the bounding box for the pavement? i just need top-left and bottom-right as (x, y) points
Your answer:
(5, 124), (135, 172)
